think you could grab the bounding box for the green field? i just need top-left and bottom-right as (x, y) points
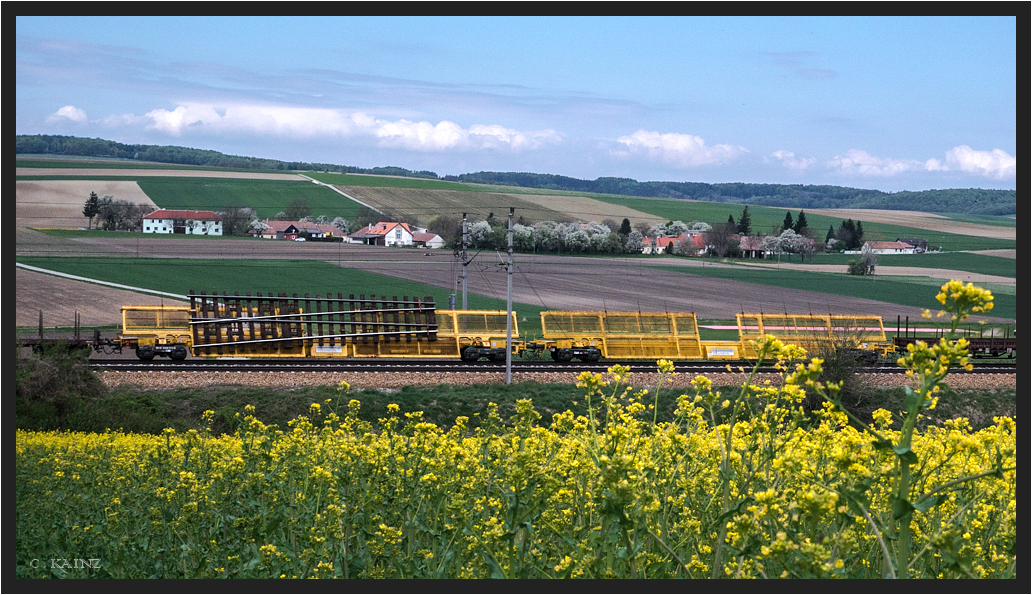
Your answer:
(801, 251), (1017, 278)
(134, 178), (364, 221)
(647, 262), (1016, 320)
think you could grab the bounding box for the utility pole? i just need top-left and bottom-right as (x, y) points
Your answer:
(461, 213), (468, 310)
(506, 207), (514, 385)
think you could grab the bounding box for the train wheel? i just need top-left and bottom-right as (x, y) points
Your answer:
(556, 349), (574, 363)
(136, 346), (155, 361)
(461, 347), (480, 362)
(170, 345), (188, 361)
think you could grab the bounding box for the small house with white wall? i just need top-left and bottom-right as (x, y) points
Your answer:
(347, 222), (415, 246)
(143, 210), (222, 235)
(412, 231), (445, 249)
(863, 241), (916, 254)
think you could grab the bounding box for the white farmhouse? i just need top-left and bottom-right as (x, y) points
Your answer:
(863, 240), (916, 255)
(143, 210), (223, 235)
(347, 222), (415, 246)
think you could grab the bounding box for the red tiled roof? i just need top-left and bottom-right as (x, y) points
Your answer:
(351, 222), (413, 237)
(868, 241), (913, 250)
(262, 220), (343, 235)
(144, 209), (221, 221)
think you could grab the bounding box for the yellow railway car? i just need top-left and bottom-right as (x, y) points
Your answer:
(113, 292), (895, 363)
(736, 313), (895, 359)
(536, 310), (714, 362)
(116, 305), (193, 360)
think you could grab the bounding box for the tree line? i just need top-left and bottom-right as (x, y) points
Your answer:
(17, 135), (438, 179)
(451, 172), (1014, 215)
(25, 134), (1014, 215)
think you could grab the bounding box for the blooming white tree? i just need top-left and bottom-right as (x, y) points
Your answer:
(512, 223), (535, 252)
(468, 220), (494, 248)
(625, 230), (645, 253)
(331, 217), (350, 234)
(534, 221), (560, 252)
(563, 229), (591, 252)
(248, 219), (271, 236)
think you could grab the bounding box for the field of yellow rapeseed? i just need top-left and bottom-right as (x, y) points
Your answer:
(15, 281), (1016, 579)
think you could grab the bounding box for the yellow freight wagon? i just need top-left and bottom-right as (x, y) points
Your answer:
(538, 311), (705, 362)
(118, 305), (193, 360)
(736, 313), (895, 359)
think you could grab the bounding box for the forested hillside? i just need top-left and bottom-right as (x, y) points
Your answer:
(17, 135), (1015, 215)
(452, 172), (1016, 215)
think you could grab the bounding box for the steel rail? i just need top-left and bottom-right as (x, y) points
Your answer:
(188, 306), (437, 325)
(89, 358), (1016, 375)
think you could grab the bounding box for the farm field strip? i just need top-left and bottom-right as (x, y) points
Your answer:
(16, 167), (306, 180)
(725, 261), (1015, 287)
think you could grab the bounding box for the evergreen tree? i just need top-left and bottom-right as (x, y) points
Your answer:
(826, 225), (835, 243)
(727, 214), (736, 227)
(794, 210), (808, 234)
(782, 211), (795, 233)
(82, 191), (100, 229)
(736, 206), (752, 235)
(854, 220), (864, 249)
(619, 218), (632, 236)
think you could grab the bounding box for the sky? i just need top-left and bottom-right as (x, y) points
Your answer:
(16, 16), (1017, 192)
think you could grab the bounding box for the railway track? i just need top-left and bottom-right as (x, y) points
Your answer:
(89, 358), (1016, 375)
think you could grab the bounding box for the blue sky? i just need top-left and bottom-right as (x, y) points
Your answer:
(17, 16), (1016, 191)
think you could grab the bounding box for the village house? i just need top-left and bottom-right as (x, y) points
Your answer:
(863, 240), (917, 255)
(142, 210), (222, 235)
(739, 235), (765, 259)
(642, 233), (706, 255)
(412, 231), (446, 249)
(258, 220), (344, 240)
(895, 237), (929, 252)
(347, 222), (416, 246)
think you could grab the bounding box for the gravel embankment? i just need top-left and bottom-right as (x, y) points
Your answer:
(98, 371), (1015, 392)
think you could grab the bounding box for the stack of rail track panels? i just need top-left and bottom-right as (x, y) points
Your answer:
(188, 291), (437, 358)
(189, 291), (306, 358)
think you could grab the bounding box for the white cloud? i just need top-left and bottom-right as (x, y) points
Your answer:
(944, 145), (1015, 179)
(47, 105), (87, 123)
(827, 146), (1016, 180)
(138, 102), (559, 153)
(770, 150), (816, 171)
(827, 149), (924, 176)
(615, 130), (748, 167)
(468, 124), (563, 151)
